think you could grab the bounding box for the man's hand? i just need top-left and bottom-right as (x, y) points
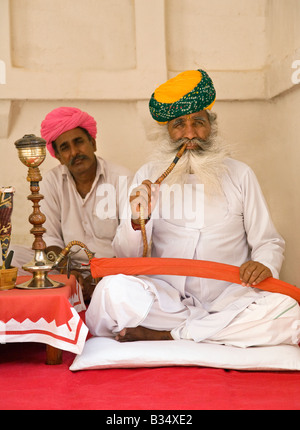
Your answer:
(239, 261), (272, 286)
(129, 180), (159, 226)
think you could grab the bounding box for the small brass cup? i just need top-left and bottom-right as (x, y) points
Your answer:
(0, 266), (18, 290)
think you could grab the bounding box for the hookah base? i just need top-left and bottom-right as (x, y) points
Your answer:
(16, 272), (64, 290)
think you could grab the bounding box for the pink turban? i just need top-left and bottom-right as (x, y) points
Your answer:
(40, 107), (97, 157)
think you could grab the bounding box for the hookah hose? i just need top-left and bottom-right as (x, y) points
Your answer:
(139, 143), (187, 257)
(49, 240), (95, 269)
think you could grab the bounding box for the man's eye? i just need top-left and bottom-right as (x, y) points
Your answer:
(173, 121), (184, 128)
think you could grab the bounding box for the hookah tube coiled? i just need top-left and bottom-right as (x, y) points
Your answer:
(140, 143), (187, 257)
(48, 240), (95, 269)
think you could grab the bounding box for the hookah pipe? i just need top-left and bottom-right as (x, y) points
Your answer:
(47, 145), (188, 269)
(49, 240), (95, 269)
(139, 143), (187, 257)
(50, 146), (187, 265)
(48, 240), (95, 278)
(57, 145), (187, 265)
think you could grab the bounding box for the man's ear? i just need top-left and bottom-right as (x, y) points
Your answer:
(91, 138), (97, 152)
(55, 152), (64, 165)
(52, 141), (64, 165)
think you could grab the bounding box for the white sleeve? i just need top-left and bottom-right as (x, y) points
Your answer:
(242, 167), (285, 278)
(39, 172), (65, 249)
(112, 165), (154, 258)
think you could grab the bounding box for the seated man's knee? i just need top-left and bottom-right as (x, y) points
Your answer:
(92, 274), (152, 309)
(93, 274), (131, 304)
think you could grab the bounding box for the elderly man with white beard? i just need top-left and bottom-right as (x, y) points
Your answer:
(86, 69), (300, 347)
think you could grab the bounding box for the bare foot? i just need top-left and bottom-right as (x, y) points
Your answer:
(115, 326), (172, 342)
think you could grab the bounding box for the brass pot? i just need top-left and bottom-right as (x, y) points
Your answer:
(0, 266), (18, 290)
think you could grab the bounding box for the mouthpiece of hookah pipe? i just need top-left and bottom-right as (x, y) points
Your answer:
(140, 143), (187, 257)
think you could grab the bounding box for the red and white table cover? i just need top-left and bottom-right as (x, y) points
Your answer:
(0, 274), (88, 354)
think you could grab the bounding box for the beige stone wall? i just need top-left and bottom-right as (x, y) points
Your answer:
(0, 0), (300, 284)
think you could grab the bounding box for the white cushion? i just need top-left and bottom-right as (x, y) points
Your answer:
(69, 336), (300, 371)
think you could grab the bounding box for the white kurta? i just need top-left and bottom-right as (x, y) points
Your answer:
(86, 158), (299, 344)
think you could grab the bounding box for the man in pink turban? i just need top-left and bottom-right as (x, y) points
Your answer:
(41, 107), (98, 158)
(40, 107), (100, 198)
(13, 107), (132, 303)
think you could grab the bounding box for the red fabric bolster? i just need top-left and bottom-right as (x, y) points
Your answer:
(90, 257), (300, 303)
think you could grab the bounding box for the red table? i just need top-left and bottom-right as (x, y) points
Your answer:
(0, 274), (88, 364)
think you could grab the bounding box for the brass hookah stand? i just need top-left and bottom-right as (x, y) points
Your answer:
(14, 134), (65, 289)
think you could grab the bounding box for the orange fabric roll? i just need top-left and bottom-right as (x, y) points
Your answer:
(90, 257), (300, 303)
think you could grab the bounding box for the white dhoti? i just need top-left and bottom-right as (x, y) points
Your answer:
(86, 274), (300, 348)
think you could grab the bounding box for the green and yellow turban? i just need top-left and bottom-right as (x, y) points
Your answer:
(149, 69), (216, 124)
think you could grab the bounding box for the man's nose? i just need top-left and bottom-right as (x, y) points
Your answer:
(69, 143), (79, 158)
(183, 122), (197, 139)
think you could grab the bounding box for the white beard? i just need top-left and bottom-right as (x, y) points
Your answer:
(148, 122), (230, 195)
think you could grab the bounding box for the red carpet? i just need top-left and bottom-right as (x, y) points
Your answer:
(1, 340), (300, 410)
